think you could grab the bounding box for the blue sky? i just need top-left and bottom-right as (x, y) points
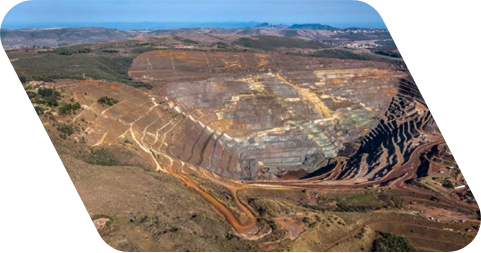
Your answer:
(1, 0), (386, 29)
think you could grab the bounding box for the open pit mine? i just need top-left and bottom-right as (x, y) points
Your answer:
(70, 50), (415, 186)
(12, 50), (481, 251)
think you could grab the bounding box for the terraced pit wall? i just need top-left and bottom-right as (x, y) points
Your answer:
(320, 78), (440, 183)
(126, 50), (406, 180)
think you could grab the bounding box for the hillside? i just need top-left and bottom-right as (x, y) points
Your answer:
(3, 29), (478, 252)
(0, 27), (135, 49)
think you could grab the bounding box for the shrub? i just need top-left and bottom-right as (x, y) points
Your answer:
(98, 96), (119, 106)
(372, 232), (416, 252)
(58, 101), (81, 115)
(57, 123), (77, 139)
(86, 149), (118, 166)
(38, 88), (55, 98)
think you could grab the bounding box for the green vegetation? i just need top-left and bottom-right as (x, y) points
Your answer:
(38, 89), (60, 107)
(98, 96), (119, 106)
(234, 36), (329, 51)
(335, 203), (373, 212)
(38, 87), (56, 97)
(58, 101), (81, 115)
(331, 192), (403, 212)
(312, 49), (372, 60)
(302, 203), (324, 211)
(86, 148), (118, 166)
(173, 36), (198, 45)
(372, 232), (416, 252)
(354, 227), (366, 239)
(442, 179), (454, 189)
(34, 105), (45, 115)
(47, 47), (92, 55)
(57, 123), (78, 139)
(11, 50), (151, 88)
(373, 50), (402, 58)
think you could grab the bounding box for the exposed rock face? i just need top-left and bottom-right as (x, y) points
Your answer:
(127, 50), (406, 180)
(309, 77), (439, 182)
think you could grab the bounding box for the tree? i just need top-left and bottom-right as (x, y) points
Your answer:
(46, 93), (59, 107)
(38, 88), (54, 98)
(72, 102), (81, 110)
(98, 96), (119, 106)
(372, 232), (416, 252)
(58, 102), (72, 115)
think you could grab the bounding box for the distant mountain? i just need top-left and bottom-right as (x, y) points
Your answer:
(1, 27), (134, 49)
(289, 23), (337, 30)
(254, 22), (290, 29)
(1, 21), (263, 31)
(1, 24), (388, 50)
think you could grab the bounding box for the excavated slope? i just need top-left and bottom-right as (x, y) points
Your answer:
(125, 50), (406, 180)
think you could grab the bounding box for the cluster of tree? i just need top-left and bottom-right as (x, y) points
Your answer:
(312, 49), (372, 61)
(38, 88), (60, 107)
(85, 149), (118, 166)
(372, 232), (417, 252)
(50, 47), (92, 56)
(373, 50), (402, 58)
(57, 123), (78, 140)
(173, 36), (198, 45)
(101, 49), (120, 54)
(31, 75), (61, 82)
(442, 179), (454, 189)
(58, 101), (81, 115)
(98, 96), (119, 106)
(335, 203), (380, 212)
